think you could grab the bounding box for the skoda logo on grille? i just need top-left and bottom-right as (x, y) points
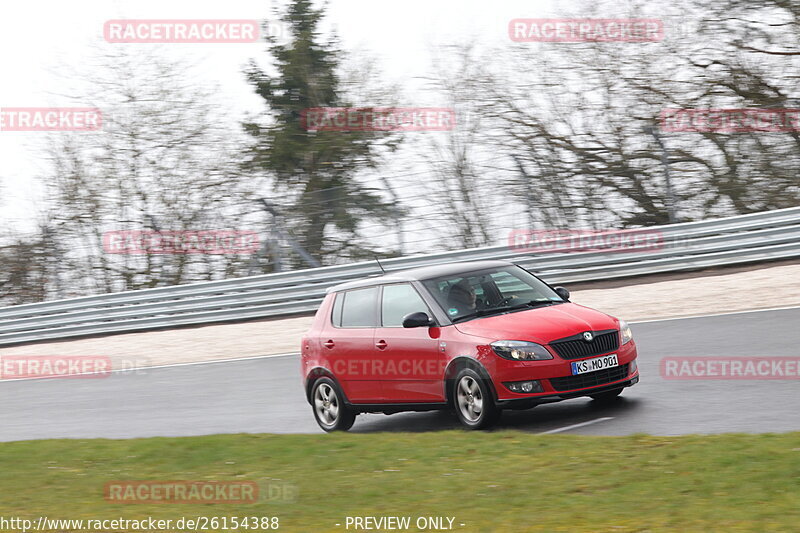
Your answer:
(582, 331), (594, 342)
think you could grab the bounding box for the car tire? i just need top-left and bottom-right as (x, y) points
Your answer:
(311, 377), (356, 432)
(452, 368), (501, 430)
(590, 388), (623, 404)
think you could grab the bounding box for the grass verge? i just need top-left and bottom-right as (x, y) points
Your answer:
(0, 431), (798, 532)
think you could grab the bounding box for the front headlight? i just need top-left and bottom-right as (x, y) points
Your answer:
(491, 340), (553, 361)
(620, 319), (633, 344)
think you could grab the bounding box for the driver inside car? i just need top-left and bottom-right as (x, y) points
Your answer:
(448, 277), (521, 317)
(447, 279), (478, 314)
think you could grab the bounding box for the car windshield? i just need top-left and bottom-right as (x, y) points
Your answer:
(420, 266), (564, 322)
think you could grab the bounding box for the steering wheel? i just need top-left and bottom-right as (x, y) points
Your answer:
(496, 295), (518, 307)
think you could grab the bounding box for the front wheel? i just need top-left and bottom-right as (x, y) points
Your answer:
(311, 378), (356, 432)
(453, 369), (501, 430)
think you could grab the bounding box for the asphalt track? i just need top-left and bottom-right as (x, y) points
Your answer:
(1, 307), (799, 442)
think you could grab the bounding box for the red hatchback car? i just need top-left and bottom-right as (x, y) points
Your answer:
(301, 260), (639, 431)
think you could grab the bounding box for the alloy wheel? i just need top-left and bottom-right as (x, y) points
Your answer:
(314, 382), (340, 427)
(456, 375), (484, 422)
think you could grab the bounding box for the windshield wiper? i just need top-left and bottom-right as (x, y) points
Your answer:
(504, 299), (563, 311)
(451, 300), (563, 322)
(451, 308), (508, 323)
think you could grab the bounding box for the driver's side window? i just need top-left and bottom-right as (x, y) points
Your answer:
(381, 284), (430, 327)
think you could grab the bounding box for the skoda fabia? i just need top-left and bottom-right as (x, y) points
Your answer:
(301, 260), (639, 431)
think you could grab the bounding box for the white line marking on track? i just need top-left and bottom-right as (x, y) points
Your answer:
(124, 352), (300, 372)
(540, 416), (615, 434)
(630, 304), (800, 324)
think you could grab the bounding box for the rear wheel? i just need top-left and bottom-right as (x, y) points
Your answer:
(452, 368), (500, 430)
(590, 388), (624, 404)
(311, 378), (356, 432)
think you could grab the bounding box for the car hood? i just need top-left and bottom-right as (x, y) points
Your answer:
(453, 303), (619, 344)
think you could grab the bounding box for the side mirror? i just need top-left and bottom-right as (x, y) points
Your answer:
(402, 311), (435, 328)
(554, 286), (570, 301)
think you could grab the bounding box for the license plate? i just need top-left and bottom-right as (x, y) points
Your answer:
(570, 354), (619, 375)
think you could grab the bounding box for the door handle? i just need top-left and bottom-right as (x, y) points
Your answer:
(375, 340), (388, 350)
(323, 340), (335, 349)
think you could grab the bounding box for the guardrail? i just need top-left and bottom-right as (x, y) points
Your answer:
(0, 207), (798, 346)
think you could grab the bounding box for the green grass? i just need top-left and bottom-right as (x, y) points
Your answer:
(0, 432), (798, 532)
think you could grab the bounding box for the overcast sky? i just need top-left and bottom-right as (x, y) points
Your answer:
(0, 0), (583, 230)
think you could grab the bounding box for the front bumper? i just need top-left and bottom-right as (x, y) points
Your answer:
(487, 340), (639, 402)
(496, 374), (639, 408)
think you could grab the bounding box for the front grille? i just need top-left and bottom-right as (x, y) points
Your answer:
(549, 330), (619, 360)
(550, 364), (629, 392)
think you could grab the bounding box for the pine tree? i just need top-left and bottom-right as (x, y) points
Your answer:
(244, 0), (402, 265)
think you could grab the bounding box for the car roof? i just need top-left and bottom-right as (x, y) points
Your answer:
(325, 260), (516, 294)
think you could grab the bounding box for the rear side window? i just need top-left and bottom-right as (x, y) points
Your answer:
(338, 287), (379, 328)
(381, 284), (430, 327)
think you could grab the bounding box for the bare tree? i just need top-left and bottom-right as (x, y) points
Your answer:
(39, 47), (257, 296)
(423, 43), (495, 248)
